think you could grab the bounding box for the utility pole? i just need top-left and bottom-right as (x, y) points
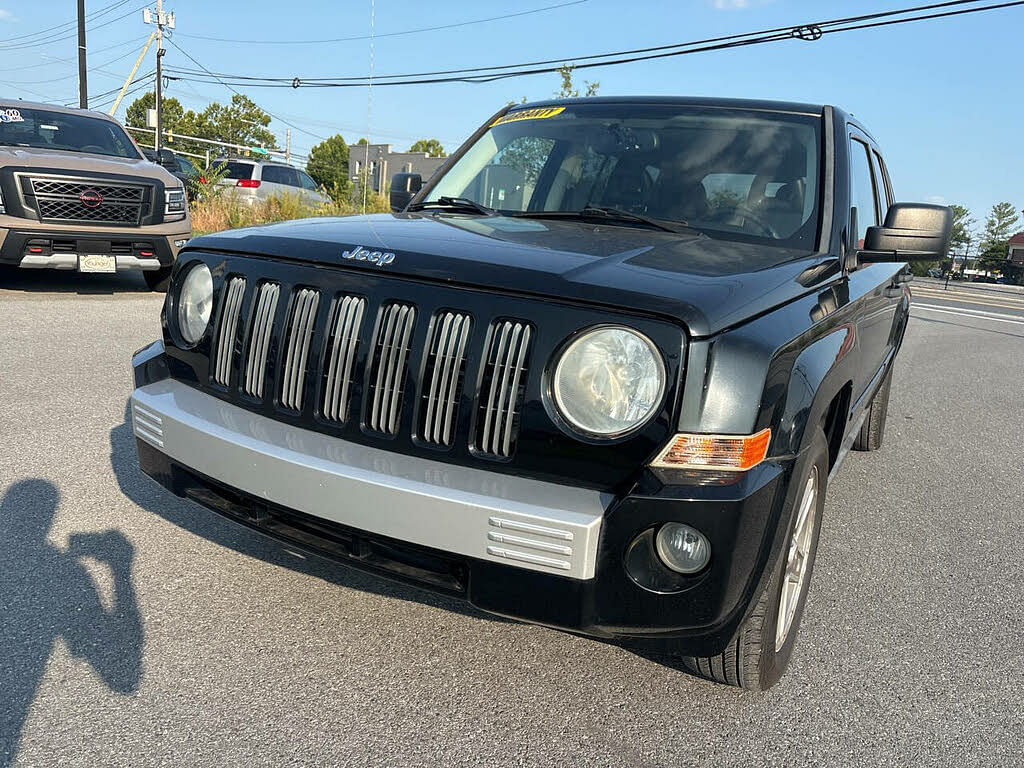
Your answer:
(286, 129), (291, 164)
(144, 1), (174, 151)
(77, 0), (88, 108)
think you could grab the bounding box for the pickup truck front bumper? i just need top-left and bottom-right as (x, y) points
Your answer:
(0, 225), (190, 270)
(131, 342), (792, 655)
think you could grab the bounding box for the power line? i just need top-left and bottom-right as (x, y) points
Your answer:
(162, 0), (1024, 89)
(0, 0), (132, 43)
(0, 2), (148, 52)
(163, 36), (329, 143)
(173, 0), (587, 45)
(2, 45), (159, 86)
(0, 35), (149, 72)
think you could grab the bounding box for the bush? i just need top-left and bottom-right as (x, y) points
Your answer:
(189, 191), (391, 236)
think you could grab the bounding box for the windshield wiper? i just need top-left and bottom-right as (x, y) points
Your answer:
(512, 206), (690, 234)
(407, 196), (495, 216)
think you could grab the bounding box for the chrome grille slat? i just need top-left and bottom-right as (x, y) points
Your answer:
(213, 277), (246, 386)
(477, 320), (531, 459)
(322, 296), (367, 423)
(420, 311), (471, 447)
(280, 288), (320, 411)
(423, 313), (454, 441)
(491, 323), (523, 455)
(367, 303), (416, 435)
(481, 323), (511, 453)
(244, 283), (280, 398)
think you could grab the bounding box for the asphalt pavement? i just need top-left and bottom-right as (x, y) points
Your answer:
(1, 269), (1022, 767)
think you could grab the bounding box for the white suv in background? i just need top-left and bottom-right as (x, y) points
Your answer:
(216, 159), (330, 206)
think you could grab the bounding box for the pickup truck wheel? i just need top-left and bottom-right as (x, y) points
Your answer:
(143, 266), (173, 292)
(852, 366), (892, 452)
(682, 427), (828, 690)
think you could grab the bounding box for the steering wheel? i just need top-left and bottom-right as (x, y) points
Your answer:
(705, 203), (779, 238)
(80, 144), (106, 154)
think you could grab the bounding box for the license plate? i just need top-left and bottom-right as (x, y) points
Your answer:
(79, 254), (116, 273)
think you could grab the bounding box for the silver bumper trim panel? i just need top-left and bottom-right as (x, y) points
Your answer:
(130, 379), (607, 579)
(20, 253), (162, 270)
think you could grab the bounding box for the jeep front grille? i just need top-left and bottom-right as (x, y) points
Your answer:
(279, 288), (320, 412)
(476, 320), (532, 459)
(243, 282), (280, 398)
(419, 311), (472, 447)
(366, 303), (416, 436)
(205, 281), (537, 460)
(213, 277), (246, 387)
(322, 295), (367, 424)
(28, 176), (147, 225)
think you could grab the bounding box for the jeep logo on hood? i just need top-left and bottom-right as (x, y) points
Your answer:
(342, 245), (395, 267)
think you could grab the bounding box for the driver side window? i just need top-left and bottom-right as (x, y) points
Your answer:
(849, 138), (879, 249)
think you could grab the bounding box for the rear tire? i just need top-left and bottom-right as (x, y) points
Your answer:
(852, 365), (892, 451)
(682, 427), (829, 690)
(143, 266), (173, 292)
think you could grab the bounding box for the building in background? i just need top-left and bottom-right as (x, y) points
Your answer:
(348, 143), (447, 193)
(1009, 232), (1024, 266)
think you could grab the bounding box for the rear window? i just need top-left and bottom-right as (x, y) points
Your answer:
(215, 161), (255, 180)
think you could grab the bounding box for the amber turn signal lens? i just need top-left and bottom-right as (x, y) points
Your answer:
(650, 428), (772, 471)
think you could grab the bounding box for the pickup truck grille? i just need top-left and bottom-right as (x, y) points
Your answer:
(208, 278), (531, 459)
(29, 176), (147, 225)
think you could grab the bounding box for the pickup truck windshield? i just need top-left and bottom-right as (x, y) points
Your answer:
(426, 104), (822, 248)
(0, 106), (141, 159)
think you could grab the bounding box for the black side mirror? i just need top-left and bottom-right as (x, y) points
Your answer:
(860, 203), (952, 262)
(156, 148), (177, 170)
(389, 172), (422, 212)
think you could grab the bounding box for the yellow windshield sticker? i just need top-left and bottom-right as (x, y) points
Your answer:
(491, 107), (565, 127)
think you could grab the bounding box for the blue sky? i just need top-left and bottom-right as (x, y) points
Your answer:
(1, 0), (1021, 228)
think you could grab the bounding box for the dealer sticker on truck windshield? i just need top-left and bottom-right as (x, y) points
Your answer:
(491, 106), (565, 126)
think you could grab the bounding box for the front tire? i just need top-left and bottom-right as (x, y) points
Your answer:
(683, 427), (828, 690)
(143, 266), (173, 292)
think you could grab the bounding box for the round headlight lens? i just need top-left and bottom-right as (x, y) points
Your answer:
(655, 523), (711, 574)
(177, 263), (213, 345)
(552, 326), (665, 437)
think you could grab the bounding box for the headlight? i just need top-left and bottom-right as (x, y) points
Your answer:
(177, 263), (213, 345)
(552, 326), (665, 437)
(165, 187), (186, 220)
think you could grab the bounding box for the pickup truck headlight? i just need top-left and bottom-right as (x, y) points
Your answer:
(551, 326), (665, 438)
(165, 187), (186, 221)
(176, 263), (213, 345)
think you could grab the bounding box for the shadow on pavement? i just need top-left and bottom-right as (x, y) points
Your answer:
(109, 403), (503, 628)
(0, 265), (151, 295)
(0, 479), (143, 768)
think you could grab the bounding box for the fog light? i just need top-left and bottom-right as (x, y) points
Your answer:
(655, 523), (710, 574)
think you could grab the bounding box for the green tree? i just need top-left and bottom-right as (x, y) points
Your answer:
(556, 64), (599, 98)
(978, 201), (1021, 271)
(125, 92), (277, 157)
(980, 202), (1020, 252)
(409, 138), (445, 157)
(306, 134), (350, 194)
(948, 204), (975, 253)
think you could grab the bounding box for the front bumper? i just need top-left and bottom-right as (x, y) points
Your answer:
(132, 343), (792, 654)
(0, 225), (190, 269)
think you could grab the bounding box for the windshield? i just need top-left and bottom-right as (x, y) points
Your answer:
(0, 106), (141, 159)
(425, 104), (822, 247)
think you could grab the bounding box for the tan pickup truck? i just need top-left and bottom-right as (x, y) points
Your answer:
(0, 100), (191, 290)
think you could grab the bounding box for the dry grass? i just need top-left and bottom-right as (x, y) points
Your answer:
(189, 191), (391, 236)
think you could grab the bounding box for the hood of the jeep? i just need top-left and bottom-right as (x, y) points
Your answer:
(188, 212), (826, 337)
(0, 144), (177, 183)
